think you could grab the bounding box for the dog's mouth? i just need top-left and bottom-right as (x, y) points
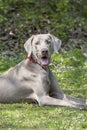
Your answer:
(40, 56), (49, 66)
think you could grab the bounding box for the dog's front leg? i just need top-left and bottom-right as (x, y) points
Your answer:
(39, 95), (86, 109)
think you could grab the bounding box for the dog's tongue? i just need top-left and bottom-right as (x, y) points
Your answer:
(41, 59), (49, 66)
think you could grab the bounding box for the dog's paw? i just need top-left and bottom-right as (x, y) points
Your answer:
(86, 99), (87, 106)
(81, 99), (87, 110)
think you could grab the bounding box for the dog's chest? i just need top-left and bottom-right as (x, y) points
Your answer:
(22, 65), (50, 94)
(30, 68), (50, 87)
(32, 70), (50, 96)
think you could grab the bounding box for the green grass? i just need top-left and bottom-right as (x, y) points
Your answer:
(0, 104), (87, 130)
(0, 49), (87, 130)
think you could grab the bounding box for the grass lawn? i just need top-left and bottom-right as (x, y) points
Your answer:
(0, 49), (87, 130)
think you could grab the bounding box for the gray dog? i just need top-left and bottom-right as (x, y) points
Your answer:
(0, 34), (87, 109)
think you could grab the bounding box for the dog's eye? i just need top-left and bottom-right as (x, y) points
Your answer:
(35, 42), (40, 45)
(46, 40), (50, 44)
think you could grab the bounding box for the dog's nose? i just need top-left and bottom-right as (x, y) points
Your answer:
(41, 49), (48, 55)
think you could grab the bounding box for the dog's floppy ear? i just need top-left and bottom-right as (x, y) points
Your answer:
(50, 34), (62, 53)
(24, 35), (34, 56)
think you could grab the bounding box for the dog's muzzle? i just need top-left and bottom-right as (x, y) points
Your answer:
(40, 49), (50, 66)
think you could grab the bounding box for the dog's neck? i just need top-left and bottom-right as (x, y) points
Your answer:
(26, 54), (49, 70)
(26, 54), (36, 63)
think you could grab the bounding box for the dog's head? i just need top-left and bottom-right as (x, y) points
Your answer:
(24, 34), (61, 67)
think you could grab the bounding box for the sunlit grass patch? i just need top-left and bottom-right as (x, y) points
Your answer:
(0, 104), (87, 130)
